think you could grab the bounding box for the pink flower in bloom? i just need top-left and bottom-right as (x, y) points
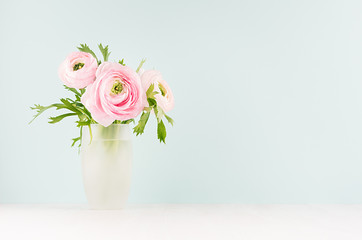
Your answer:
(140, 70), (174, 112)
(58, 52), (98, 89)
(81, 62), (144, 127)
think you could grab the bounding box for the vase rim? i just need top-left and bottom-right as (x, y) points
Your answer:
(82, 123), (132, 141)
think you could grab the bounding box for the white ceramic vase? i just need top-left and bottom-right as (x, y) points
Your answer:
(80, 124), (132, 210)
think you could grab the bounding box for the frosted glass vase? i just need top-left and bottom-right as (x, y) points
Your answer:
(80, 124), (132, 210)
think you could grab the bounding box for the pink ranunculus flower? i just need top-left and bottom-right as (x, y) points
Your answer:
(140, 70), (174, 112)
(58, 52), (98, 89)
(81, 62), (144, 127)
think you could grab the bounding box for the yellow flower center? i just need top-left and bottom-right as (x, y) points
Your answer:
(111, 80), (123, 95)
(73, 62), (85, 71)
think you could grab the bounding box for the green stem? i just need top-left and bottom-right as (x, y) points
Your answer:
(88, 124), (93, 144)
(136, 59), (146, 73)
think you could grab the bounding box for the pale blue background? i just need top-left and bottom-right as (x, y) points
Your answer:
(1, 0), (362, 204)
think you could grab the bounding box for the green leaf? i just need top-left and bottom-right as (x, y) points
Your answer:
(29, 85), (93, 149)
(75, 103), (92, 120)
(64, 85), (81, 97)
(133, 112), (150, 136)
(64, 85), (83, 101)
(49, 113), (78, 124)
(60, 99), (91, 120)
(29, 103), (64, 124)
(146, 84), (159, 99)
(118, 59), (125, 66)
(77, 44), (98, 62)
(98, 43), (111, 61)
(146, 84), (154, 97)
(147, 98), (157, 108)
(157, 120), (166, 143)
(164, 114), (174, 126)
(136, 58), (146, 73)
(60, 99), (82, 115)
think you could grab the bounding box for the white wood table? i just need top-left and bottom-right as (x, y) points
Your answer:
(1, 204), (362, 240)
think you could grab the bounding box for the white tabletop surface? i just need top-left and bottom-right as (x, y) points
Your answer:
(1, 204), (362, 240)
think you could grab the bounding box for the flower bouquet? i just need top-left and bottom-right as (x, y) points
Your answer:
(30, 44), (174, 209)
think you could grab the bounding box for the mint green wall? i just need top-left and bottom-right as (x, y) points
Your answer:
(1, 0), (362, 203)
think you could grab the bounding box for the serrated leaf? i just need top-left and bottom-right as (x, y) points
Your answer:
(98, 43), (111, 61)
(77, 44), (98, 62)
(30, 85), (93, 149)
(146, 84), (159, 99)
(49, 113), (78, 124)
(133, 112), (150, 136)
(164, 114), (174, 126)
(157, 120), (166, 143)
(29, 103), (64, 124)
